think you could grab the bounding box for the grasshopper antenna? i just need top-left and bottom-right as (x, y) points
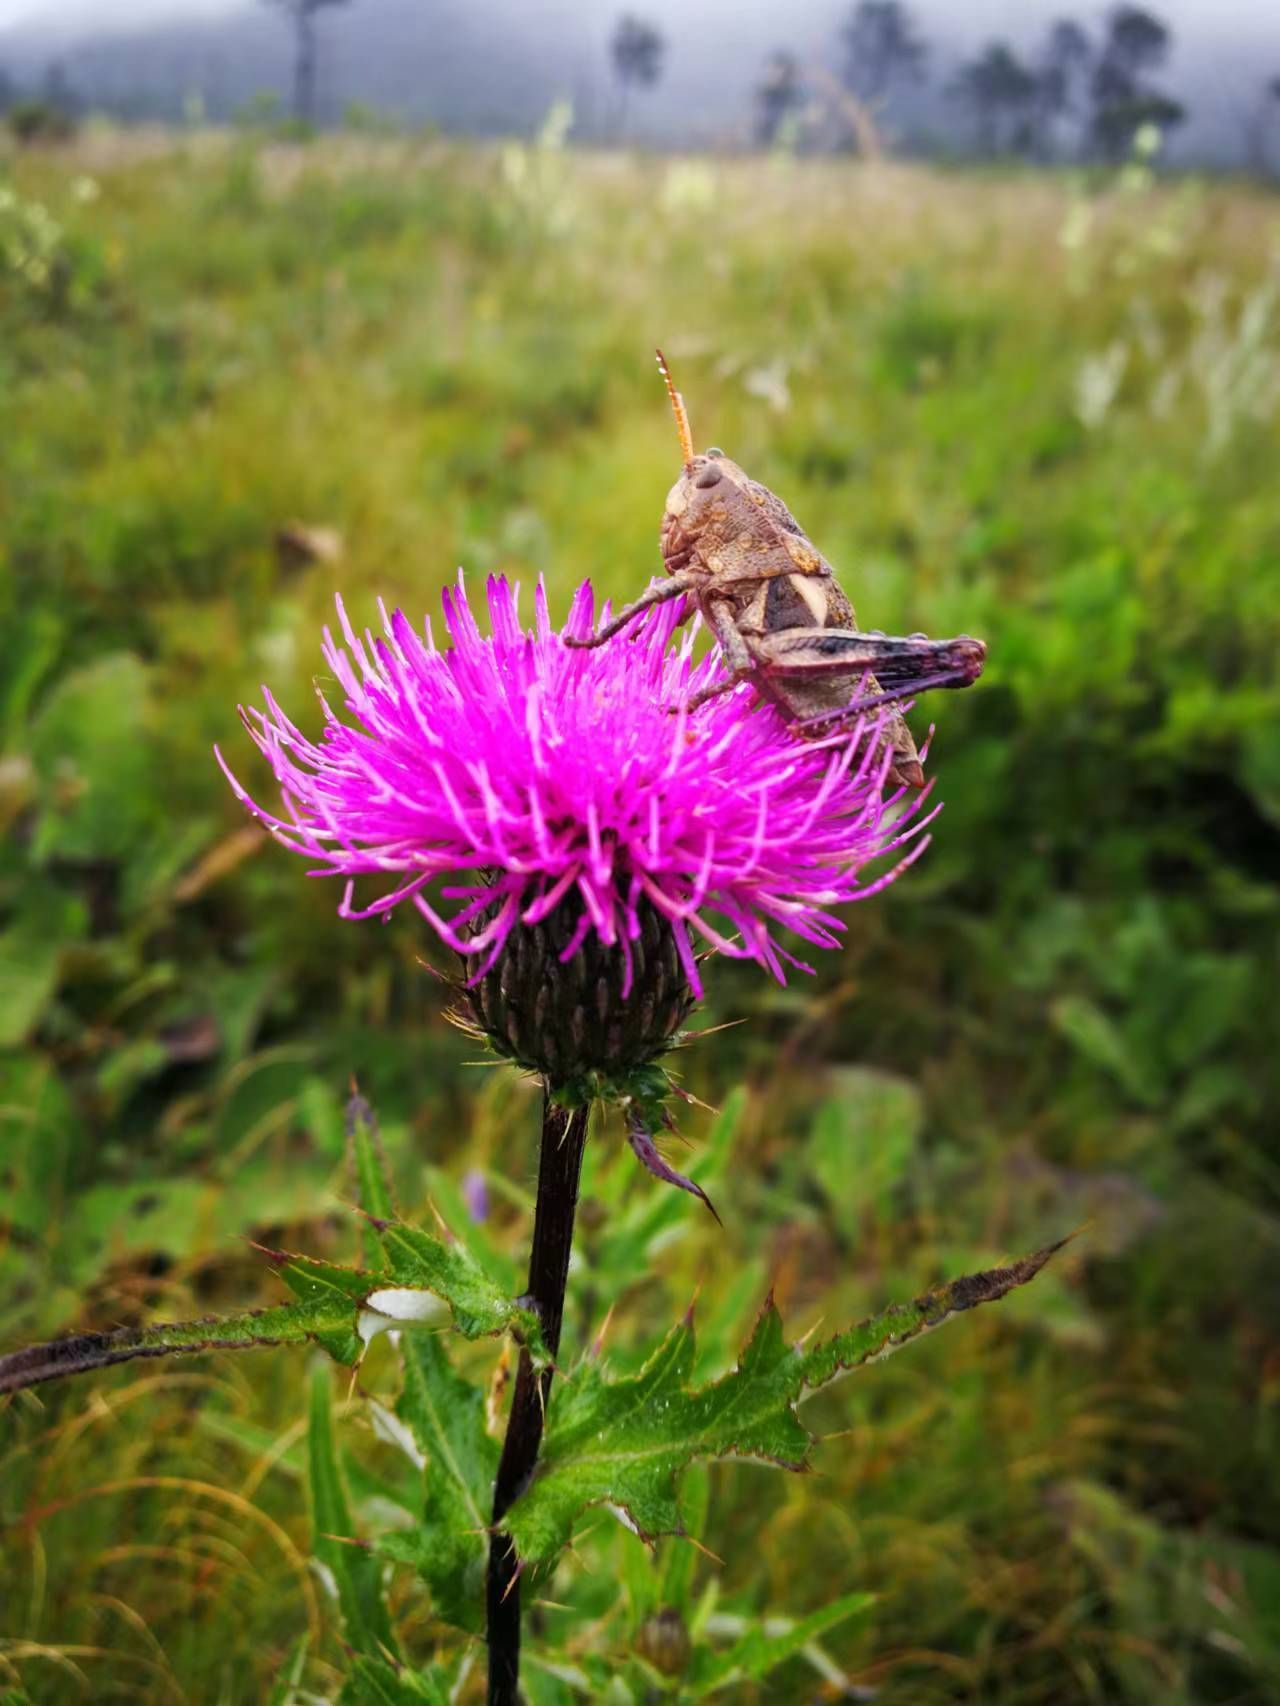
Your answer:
(655, 348), (694, 469)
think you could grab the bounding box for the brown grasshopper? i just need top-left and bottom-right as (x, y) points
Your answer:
(567, 352), (986, 789)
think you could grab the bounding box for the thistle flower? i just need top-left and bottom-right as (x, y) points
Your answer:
(218, 574), (936, 1203)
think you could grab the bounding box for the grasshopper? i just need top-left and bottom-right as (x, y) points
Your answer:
(567, 352), (986, 789)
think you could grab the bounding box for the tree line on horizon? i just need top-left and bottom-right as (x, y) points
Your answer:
(2, 0), (1280, 176)
(611, 2), (1280, 173)
(742, 3), (1279, 169)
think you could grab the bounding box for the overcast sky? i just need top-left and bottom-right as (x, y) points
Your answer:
(0, 0), (231, 23)
(0, 0), (1273, 47)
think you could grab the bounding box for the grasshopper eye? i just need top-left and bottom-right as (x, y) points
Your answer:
(694, 464), (723, 489)
(706, 447), (724, 458)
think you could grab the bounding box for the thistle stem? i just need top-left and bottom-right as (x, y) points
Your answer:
(487, 1090), (589, 1705)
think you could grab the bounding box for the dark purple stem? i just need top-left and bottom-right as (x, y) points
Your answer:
(487, 1090), (588, 1706)
(0, 1329), (168, 1394)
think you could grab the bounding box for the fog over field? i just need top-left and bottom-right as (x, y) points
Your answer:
(0, 0), (1276, 165)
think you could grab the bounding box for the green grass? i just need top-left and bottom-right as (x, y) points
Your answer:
(2, 127), (1279, 1702)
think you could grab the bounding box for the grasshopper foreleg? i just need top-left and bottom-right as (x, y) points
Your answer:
(564, 572), (701, 648)
(680, 598), (757, 713)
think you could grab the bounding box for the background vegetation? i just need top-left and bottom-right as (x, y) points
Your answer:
(1, 123), (1278, 1701)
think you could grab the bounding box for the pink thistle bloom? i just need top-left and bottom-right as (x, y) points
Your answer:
(216, 575), (938, 999)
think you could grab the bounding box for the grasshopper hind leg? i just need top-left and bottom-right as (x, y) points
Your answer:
(789, 698), (926, 791)
(752, 624), (985, 790)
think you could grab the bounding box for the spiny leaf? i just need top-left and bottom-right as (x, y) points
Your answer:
(378, 1331), (499, 1632)
(268, 1248), (378, 1304)
(309, 1361), (397, 1659)
(0, 1213), (545, 1394)
(0, 1295), (367, 1393)
(266, 1248), (384, 1363)
(267, 1215), (542, 1352)
(377, 1219), (546, 1357)
(798, 1236), (1074, 1391)
(504, 1239), (1068, 1569)
(504, 1301), (810, 1567)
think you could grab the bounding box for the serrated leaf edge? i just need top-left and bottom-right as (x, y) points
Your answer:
(503, 1237), (1072, 1563)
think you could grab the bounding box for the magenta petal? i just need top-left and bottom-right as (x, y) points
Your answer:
(218, 574), (933, 985)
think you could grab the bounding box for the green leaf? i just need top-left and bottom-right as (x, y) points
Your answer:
(348, 1091), (397, 1268)
(422, 1161), (518, 1294)
(0, 1054), (79, 1238)
(309, 1360), (397, 1659)
(266, 1634), (309, 1706)
(1050, 994), (1161, 1106)
(0, 1293), (368, 1395)
(378, 1219), (546, 1356)
(339, 1657), (451, 1706)
(659, 1464), (709, 1611)
(0, 604), (61, 744)
(808, 1067), (923, 1237)
(505, 1239), (1069, 1570)
(0, 879), (87, 1047)
(202, 1409), (417, 1516)
(379, 1330), (498, 1632)
(28, 653), (159, 868)
(271, 1249), (381, 1304)
(346, 1089), (398, 1278)
(505, 1301), (810, 1568)
(212, 1045), (315, 1155)
(690, 1590), (875, 1691)
(348, 1091), (395, 1220)
(798, 1235), (1073, 1390)
(268, 1247), (389, 1363)
(2, 1206), (548, 1394)
(145, 1294), (366, 1358)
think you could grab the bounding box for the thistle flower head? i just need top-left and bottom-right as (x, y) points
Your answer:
(218, 573), (935, 1007)
(219, 572), (943, 1212)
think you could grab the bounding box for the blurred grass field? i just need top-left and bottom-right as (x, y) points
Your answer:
(2, 123), (1279, 1702)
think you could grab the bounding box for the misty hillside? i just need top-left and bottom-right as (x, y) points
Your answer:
(0, 0), (1276, 166)
(0, 0), (607, 136)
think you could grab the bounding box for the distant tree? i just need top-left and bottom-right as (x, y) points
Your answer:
(952, 41), (1038, 157)
(261, 0), (353, 126)
(755, 51), (806, 147)
(0, 66), (13, 114)
(42, 60), (83, 119)
(1243, 74), (1280, 177)
(1090, 5), (1185, 160)
(610, 14), (665, 139)
(5, 59), (84, 138)
(8, 62), (79, 143)
(839, 2), (927, 105)
(1031, 18), (1092, 159)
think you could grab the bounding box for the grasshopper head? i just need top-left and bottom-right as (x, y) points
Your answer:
(654, 350), (807, 580)
(663, 444), (807, 585)
(662, 448), (753, 556)
(656, 350), (752, 571)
